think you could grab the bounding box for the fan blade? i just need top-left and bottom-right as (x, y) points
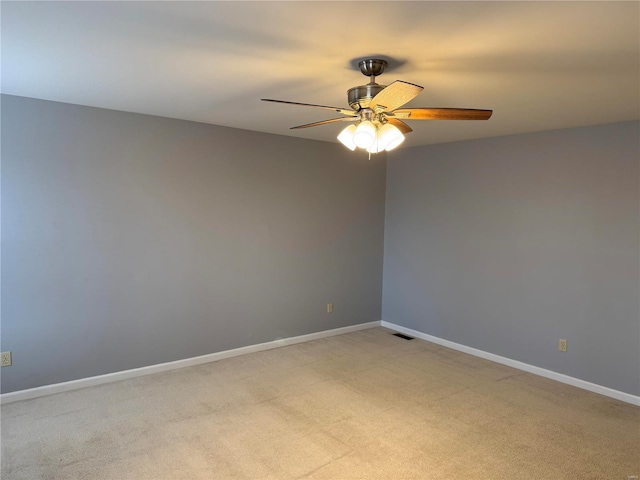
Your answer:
(386, 118), (413, 134)
(392, 108), (493, 120)
(369, 81), (423, 112)
(261, 99), (356, 117)
(290, 117), (355, 130)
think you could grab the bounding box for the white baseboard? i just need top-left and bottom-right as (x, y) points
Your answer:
(0, 321), (381, 404)
(382, 321), (640, 407)
(5, 320), (637, 407)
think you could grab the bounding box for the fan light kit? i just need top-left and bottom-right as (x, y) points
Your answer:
(262, 58), (493, 156)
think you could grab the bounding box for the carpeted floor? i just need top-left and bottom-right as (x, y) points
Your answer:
(1, 327), (638, 479)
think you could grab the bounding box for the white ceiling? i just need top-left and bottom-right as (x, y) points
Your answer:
(2, 1), (639, 148)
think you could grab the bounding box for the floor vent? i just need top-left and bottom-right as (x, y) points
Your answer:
(392, 333), (414, 340)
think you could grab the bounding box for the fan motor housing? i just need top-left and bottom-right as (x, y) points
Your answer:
(347, 83), (386, 110)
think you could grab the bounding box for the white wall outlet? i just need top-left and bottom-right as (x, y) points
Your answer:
(558, 339), (567, 352)
(327, 303), (333, 313)
(1, 352), (12, 367)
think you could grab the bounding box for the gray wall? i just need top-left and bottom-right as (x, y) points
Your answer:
(1, 95), (386, 393)
(383, 121), (639, 396)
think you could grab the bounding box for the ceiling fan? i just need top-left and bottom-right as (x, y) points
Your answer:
(262, 59), (493, 154)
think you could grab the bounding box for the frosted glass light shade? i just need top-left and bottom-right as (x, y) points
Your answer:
(337, 124), (357, 150)
(353, 121), (376, 149)
(378, 123), (405, 151)
(366, 138), (384, 153)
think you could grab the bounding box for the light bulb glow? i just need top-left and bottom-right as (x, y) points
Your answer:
(337, 124), (357, 150)
(367, 136), (384, 153)
(378, 123), (405, 151)
(353, 121), (376, 149)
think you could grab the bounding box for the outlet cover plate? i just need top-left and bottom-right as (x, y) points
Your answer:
(558, 339), (567, 352)
(1, 352), (12, 367)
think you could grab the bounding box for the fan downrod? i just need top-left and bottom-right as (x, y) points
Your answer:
(348, 59), (388, 110)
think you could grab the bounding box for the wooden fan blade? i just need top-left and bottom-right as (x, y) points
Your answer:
(392, 108), (493, 120)
(261, 99), (357, 117)
(369, 81), (424, 112)
(290, 117), (355, 130)
(386, 118), (413, 134)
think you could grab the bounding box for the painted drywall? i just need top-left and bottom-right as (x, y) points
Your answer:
(383, 121), (640, 396)
(1, 95), (386, 393)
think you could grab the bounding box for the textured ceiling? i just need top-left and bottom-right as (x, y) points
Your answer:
(2, 1), (639, 148)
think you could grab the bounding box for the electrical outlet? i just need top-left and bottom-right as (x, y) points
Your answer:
(327, 303), (333, 313)
(1, 352), (12, 367)
(558, 339), (567, 352)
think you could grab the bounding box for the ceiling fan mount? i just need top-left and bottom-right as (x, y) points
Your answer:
(347, 59), (388, 109)
(261, 57), (493, 154)
(357, 58), (388, 78)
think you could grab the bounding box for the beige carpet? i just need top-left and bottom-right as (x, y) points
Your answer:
(1, 327), (638, 479)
